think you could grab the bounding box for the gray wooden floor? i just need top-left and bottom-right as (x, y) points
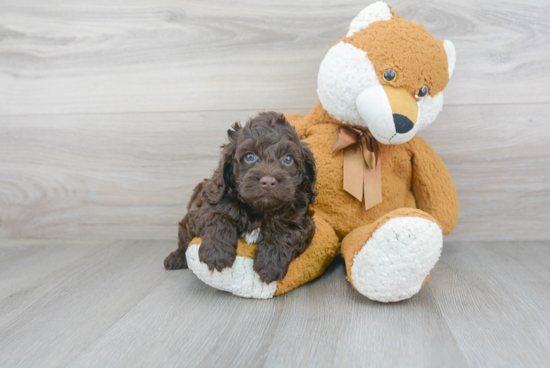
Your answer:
(0, 239), (548, 368)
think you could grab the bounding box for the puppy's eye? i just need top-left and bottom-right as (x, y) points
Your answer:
(382, 69), (397, 83)
(244, 152), (257, 163)
(416, 85), (428, 99)
(281, 154), (293, 165)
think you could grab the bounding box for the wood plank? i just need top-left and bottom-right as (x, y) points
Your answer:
(429, 242), (550, 367)
(262, 257), (468, 368)
(422, 104), (550, 241)
(0, 240), (172, 367)
(1, 240), (549, 367)
(0, 240), (119, 328)
(0, 239), (116, 300)
(0, 0), (549, 115)
(67, 257), (466, 368)
(1, 104), (548, 241)
(0, 109), (304, 240)
(67, 259), (285, 368)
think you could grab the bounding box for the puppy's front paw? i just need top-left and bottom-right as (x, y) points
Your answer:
(253, 260), (287, 284)
(198, 242), (237, 272)
(164, 249), (188, 270)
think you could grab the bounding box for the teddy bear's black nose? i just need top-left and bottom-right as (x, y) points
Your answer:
(393, 114), (414, 133)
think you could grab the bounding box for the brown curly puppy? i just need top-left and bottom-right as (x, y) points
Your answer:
(164, 112), (317, 284)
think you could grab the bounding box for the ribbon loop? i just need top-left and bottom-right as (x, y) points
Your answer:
(331, 126), (382, 210)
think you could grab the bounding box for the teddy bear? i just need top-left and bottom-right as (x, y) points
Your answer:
(185, 1), (459, 302)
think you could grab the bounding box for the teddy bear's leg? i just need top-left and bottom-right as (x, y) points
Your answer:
(341, 208), (443, 303)
(185, 213), (339, 299)
(186, 237), (277, 299)
(273, 214), (340, 296)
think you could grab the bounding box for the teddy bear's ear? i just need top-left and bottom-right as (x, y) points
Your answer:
(346, 2), (394, 38)
(443, 40), (456, 79)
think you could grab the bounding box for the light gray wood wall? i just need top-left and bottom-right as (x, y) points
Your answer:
(1, 0), (549, 240)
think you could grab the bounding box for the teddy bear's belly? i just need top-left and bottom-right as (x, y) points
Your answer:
(313, 169), (417, 239)
(303, 124), (417, 239)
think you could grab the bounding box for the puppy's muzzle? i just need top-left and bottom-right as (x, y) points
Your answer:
(259, 176), (277, 191)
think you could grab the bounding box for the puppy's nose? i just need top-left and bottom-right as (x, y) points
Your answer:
(259, 176), (277, 190)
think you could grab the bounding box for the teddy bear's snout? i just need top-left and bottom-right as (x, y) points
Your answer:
(355, 84), (420, 144)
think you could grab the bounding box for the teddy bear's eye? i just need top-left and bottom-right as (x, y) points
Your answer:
(382, 69), (397, 83)
(244, 152), (257, 163)
(416, 85), (428, 99)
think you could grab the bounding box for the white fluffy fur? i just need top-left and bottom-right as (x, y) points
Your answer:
(443, 40), (456, 79)
(318, 40), (446, 144)
(242, 228), (260, 244)
(186, 243), (277, 299)
(416, 92), (444, 132)
(350, 217), (443, 302)
(355, 85), (395, 142)
(346, 2), (393, 37)
(318, 41), (379, 127)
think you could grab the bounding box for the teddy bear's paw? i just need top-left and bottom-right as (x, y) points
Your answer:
(186, 243), (277, 299)
(350, 217), (443, 303)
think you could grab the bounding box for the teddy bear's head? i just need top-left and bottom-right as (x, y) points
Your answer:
(317, 2), (456, 145)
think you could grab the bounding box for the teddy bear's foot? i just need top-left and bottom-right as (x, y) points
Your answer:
(342, 209), (443, 303)
(185, 214), (340, 298)
(186, 240), (278, 299)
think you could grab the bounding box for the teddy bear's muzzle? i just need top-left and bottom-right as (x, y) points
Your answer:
(356, 84), (419, 145)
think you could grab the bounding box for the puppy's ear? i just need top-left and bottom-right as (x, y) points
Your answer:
(227, 122), (241, 141)
(204, 123), (240, 204)
(300, 143), (318, 204)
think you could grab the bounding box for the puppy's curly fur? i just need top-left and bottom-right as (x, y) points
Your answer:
(164, 112), (317, 284)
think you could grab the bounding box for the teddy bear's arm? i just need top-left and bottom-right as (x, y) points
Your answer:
(411, 137), (459, 235)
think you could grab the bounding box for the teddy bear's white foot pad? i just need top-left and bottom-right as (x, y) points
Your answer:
(350, 217), (443, 303)
(186, 243), (277, 299)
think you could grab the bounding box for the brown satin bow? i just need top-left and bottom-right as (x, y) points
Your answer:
(331, 126), (382, 210)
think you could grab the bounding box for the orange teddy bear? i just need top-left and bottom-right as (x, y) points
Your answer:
(186, 2), (458, 302)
